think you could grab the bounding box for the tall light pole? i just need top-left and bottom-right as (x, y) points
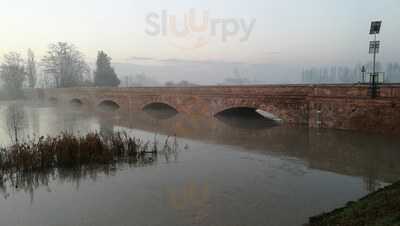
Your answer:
(361, 66), (366, 83)
(369, 21), (382, 98)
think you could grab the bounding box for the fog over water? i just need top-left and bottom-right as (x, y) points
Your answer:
(0, 101), (399, 226)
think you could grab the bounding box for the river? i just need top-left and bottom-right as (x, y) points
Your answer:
(0, 101), (399, 226)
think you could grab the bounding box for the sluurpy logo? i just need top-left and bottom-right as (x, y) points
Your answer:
(145, 9), (256, 50)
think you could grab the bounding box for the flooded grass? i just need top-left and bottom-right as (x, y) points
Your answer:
(0, 131), (177, 175)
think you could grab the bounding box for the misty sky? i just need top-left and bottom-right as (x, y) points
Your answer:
(0, 0), (399, 84)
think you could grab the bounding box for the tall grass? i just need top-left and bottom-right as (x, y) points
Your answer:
(0, 131), (177, 174)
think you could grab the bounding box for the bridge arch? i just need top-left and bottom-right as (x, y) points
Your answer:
(213, 104), (283, 122)
(97, 100), (120, 112)
(70, 98), (83, 107)
(214, 106), (282, 129)
(142, 102), (179, 119)
(142, 102), (179, 113)
(49, 97), (58, 104)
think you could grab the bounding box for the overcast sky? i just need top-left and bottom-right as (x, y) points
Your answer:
(0, 0), (399, 83)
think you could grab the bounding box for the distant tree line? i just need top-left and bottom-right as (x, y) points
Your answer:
(0, 42), (120, 99)
(220, 68), (256, 85)
(120, 73), (160, 87)
(302, 62), (400, 84)
(165, 80), (198, 87)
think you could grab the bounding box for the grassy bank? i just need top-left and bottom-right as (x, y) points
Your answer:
(308, 182), (400, 226)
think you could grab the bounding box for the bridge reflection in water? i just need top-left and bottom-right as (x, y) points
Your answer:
(3, 99), (399, 189)
(90, 108), (400, 189)
(1, 103), (399, 193)
(1, 102), (399, 226)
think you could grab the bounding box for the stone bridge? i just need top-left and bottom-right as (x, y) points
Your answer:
(30, 84), (400, 134)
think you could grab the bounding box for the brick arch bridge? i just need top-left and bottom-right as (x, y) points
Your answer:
(30, 84), (400, 134)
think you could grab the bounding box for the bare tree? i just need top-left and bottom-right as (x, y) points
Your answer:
(0, 52), (26, 98)
(41, 42), (90, 88)
(26, 49), (37, 88)
(6, 104), (27, 144)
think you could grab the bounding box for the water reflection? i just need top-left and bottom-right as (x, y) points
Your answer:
(99, 111), (400, 189)
(0, 153), (162, 203)
(1, 104), (399, 190)
(99, 116), (115, 137)
(4, 104), (28, 143)
(0, 103), (400, 226)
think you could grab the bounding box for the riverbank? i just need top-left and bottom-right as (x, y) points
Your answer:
(308, 181), (400, 226)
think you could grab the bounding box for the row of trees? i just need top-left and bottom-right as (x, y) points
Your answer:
(302, 63), (400, 83)
(0, 42), (120, 98)
(121, 73), (160, 87)
(221, 68), (256, 85)
(165, 80), (198, 87)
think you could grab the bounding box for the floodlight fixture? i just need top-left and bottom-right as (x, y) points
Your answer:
(369, 41), (380, 54)
(369, 21), (382, 35)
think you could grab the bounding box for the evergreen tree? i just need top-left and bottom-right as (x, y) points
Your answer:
(94, 51), (120, 87)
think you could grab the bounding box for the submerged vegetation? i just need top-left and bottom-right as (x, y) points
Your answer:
(308, 182), (400, 226)
(0, 131), (178, 175)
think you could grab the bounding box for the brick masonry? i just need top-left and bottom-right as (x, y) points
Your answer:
(28, 84), (400, 134)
